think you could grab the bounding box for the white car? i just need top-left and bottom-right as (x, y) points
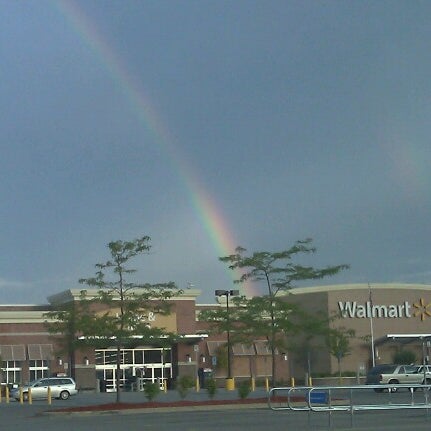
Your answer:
(11, 377), (78, 401)
(415, 365), (431, 385)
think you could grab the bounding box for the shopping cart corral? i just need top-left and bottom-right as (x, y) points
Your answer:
(268, 384), (431, 428)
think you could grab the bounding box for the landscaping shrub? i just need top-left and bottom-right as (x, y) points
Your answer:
(238, 381), (251, 399)
(176, 375), (194, 399)
(144, 382), (160, 401)
(205, 378), (217, 399)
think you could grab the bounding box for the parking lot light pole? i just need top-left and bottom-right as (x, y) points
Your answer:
(215, 289), (239, 389)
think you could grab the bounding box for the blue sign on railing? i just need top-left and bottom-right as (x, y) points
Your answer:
(309, 391), (328, 404)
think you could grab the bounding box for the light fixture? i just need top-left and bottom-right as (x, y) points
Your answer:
(215, 289), (240, 297)
(214, 289), (239, 379)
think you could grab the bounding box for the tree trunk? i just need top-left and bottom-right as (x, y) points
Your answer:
(69, 351), (75, 380)
(116, 343), (121, 403)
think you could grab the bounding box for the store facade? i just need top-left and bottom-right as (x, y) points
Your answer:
(0, 289), (205, 391)
(287, 283), (431, 379)
(1, 283), (431, 390)
(0, 288), (287, 390)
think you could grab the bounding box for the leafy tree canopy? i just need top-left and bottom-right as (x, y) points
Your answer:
(48, 236), (181, 403)
(219, 239), (349, 295)
(77, 237), (181, 344)
(214, 238), (349, 385)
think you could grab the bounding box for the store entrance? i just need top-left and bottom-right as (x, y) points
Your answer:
(95, 347), (172, 392)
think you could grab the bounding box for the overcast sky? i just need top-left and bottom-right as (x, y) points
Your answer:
(1, 0), (430, 305)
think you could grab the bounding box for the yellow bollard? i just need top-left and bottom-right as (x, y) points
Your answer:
(225, 378), (235, 391)
(6, 386), (9, 403)
(28, 388), (32, 405)
(308, 376), (313, 386)
(251, 377), (255, 392)
(265, 377), (269, 392)
(47, 386), (52, 405)
(19, 388), (23, 404)
(290, 377), (295, 387)
(196, 377), (200, 392)
(0, 385), (2, 403)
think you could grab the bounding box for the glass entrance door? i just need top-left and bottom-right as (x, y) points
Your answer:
(95, 347), (172, 392)
(96, 367), (120, 392)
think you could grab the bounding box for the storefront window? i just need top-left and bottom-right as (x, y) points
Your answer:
(95, 350), (104, 365)
(134, 350), (143, 364)
(144, 350), (162, 364)
(104, 350), (117, 365)
(29, 359), (49, 381)
(1, 361), (22, 384)
(122, 350), (133, 364)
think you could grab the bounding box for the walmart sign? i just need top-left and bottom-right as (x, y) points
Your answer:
(338, 298), (431, 321)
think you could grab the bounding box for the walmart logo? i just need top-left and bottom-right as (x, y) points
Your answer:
(413, 298), (431, 321)
(338, 298), (431, 321)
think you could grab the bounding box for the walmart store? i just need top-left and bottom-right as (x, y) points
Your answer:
(0, 283), (430, 390)
(288, 283), (431, 378)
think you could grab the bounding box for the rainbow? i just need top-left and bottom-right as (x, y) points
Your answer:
(53, 1), (256, 296)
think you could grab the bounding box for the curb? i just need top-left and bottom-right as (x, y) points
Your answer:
(42, 402), (269, 416)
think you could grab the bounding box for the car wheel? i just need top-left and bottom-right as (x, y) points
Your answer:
(388, 380), (399, 392)
(59, 390), (70, 400)
(22, 392), (29, 402)
(421, 378), (431, 390)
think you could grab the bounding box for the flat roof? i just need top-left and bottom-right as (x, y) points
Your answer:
(289, 283), (431, 295)
(375, 334), (431, 346)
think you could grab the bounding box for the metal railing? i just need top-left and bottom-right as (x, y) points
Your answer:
(268, 384), (431, 428)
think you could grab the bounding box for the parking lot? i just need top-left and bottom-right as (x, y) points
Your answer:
(1, 387), (431, 430)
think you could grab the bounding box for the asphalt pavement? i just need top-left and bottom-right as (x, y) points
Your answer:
(1, 386), (431, 430)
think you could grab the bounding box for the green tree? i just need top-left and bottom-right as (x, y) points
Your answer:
(326, 326), (355, 378)
(218, 239), (349, 386)
(78, 236), (181, 403)
(287, 309), (331, 381)
(44, 291), (91, 379)
(393, 349), (416, 365)
(199, 298), (246, 378)
(215, 343), (229, 371)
